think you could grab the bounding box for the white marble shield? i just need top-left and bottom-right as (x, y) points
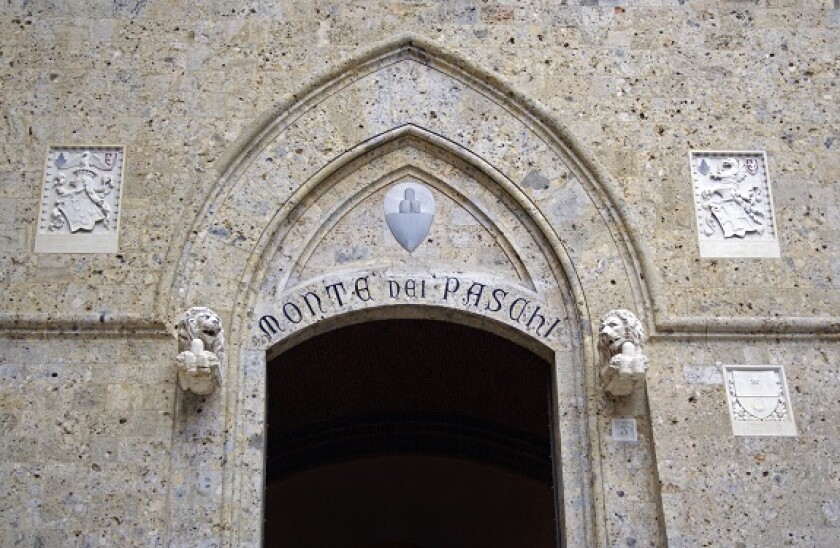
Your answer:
(731, 369), (782, 420)
(384, 181), (435, 252)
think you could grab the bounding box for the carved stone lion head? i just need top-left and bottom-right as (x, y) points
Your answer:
(176, 306), (225, 359)
(598, 309), (644, 359)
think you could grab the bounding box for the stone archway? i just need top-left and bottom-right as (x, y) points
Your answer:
(164, 36), (662, 547)
(233, 123), (600, 543)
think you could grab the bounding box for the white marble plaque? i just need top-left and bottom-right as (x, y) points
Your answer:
(722, 365), (797, 436)
(611, 418), (638, 443)
(34, 146), (125, 253)
(690, 151), (780, 258)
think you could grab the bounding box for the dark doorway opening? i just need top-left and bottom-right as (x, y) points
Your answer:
(264, 319), (560, 547)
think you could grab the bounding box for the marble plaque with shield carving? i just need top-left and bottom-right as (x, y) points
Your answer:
(722, 365), (797, 436)
(690, 151), (780, 258)
(34, 146), (125, 253)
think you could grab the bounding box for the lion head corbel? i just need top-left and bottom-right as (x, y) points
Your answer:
(598, 309), (649, 396)
(174, 306), (225, 396)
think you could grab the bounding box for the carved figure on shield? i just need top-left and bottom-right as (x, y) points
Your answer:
(699, 157), (765, 238)
(49, 151), (115, 233)
(726, 369), (788, 422)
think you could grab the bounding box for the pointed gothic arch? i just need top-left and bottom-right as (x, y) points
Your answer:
(160, 35), (652, 321)
(163, 35), (662, 547)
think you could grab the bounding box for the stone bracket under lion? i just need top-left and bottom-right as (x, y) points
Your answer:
(174, 306), (225, 396)
(598, 309), (649, 397)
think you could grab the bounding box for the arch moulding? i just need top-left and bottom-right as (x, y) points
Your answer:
(163, 35), (663, 547)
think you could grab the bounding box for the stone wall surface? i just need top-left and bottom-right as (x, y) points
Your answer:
(0, 0), (837, 547)
(0, 0), (836, 323)
(647, 337), (840, 547)
(0, 335), (173, 546)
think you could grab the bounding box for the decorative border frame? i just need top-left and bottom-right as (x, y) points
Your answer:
(721, 365), (797, 437)
(34, 145), (126, 253)
(689, 151), (780, 258)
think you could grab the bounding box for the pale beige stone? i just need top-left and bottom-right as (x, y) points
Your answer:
(0, 3), (837, 547)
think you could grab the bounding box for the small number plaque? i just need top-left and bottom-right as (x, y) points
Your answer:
(612, 418), (638, 443)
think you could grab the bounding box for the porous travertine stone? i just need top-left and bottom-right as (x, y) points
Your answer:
(646, 339), (839, 546)
(0, 335), (173, 546)
(0, 1), (838, 547)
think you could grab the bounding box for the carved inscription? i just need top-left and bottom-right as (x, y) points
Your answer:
(258, 273), (562, 341)
(611, 418), (638, 443)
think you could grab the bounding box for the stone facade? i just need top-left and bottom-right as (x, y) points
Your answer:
(1, 1), (838, 546)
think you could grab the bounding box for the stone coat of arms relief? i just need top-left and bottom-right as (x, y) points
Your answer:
(721, 365), (797, 436)
(690, 151), (780, 258)
(35, 146), (124, 253)
(49, 151), (116, 233)
(383, 180), (436, 253)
